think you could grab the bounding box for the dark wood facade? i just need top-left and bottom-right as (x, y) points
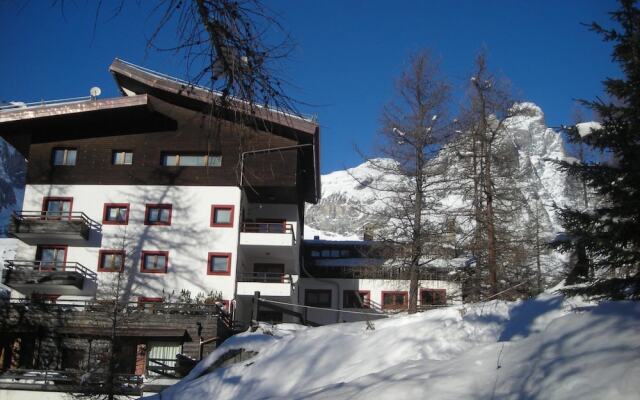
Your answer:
(25, 113), (299, 191)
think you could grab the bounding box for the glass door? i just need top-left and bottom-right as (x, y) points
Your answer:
(44, 198), (72, 219)
(36, 246), (67, 270)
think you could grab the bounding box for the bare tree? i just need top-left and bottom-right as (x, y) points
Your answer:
(356, 51), (454, 314)
(456, 51), (536, 297)
(52, 0), (298, 118)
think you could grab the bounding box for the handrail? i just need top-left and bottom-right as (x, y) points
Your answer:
(303, 265), (454, 281)
(241, 222), (296, 244)
(0, 369), (143, 394)
(4, 259), (98, 281)
(12, 210), (99, 228)
(0, 297), (226, 316)
(237, 272), (291, 283)
(241, 222), (293, 234)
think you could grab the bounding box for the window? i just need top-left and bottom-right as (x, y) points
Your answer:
(421, 289), (447, 306)
(112, 150), (133, 165)
(42, 197), (73, 218)
(311, 250), (320, 258)
(98, 250), (125, 272)
(343, 290), (370, 308)
(211, 205), (234, 227)
(140, 251), (168, 273)
(145, 204), (172, 225)
(161, 153), (222, 167)
(52, 148), (77, 166)
(103, 203), (129, 225)
(305, 289), (332, 308)
(36, 245), (67, 270)
(382, 291), (408, 310)
(207, 253), (231, 275)
(138, 297), (163, 312)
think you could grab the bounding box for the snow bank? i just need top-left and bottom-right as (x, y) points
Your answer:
(141, 293), (640, 400)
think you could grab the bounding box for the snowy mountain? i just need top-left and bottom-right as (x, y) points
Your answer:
(142, 291), (640, 400)
(305, 103), (579, 242)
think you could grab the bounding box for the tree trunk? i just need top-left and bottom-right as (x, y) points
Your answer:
(409, 145), (424, 314)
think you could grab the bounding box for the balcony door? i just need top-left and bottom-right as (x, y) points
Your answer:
(254, 263), (285, 282)
(43, 197), (72, 219)
(36, 245), (67, 270)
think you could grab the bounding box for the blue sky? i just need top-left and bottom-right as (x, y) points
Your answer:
(0, 0), (619, 173)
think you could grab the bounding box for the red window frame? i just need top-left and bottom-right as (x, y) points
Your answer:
(144, 204), (172, 226)
(35, 245), (68, 271)
(138, 297), (163, 303)
(140, 251), (169, 273)
(42, 197), (74, 219)
(97, 249), (125, 272)
(31, 294), (61, 303)
(381, 291), (408, 310)
(420, 289), (447, 306)
(102, 203), (130, 225)
(210, 205), (235, 227)
(343, 290), (371, 308)
(305, 289), (332, 308)
(207, 252), (232, 275)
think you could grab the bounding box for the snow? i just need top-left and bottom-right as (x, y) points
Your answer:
(576, 122), (602, 138)
(304, 224), (361, 241)
(142, 292), (640, 400)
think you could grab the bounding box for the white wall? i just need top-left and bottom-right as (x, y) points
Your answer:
(15, 184), (242, 303)
(237, 201), (301, 276)
(299, 277), (462, 325)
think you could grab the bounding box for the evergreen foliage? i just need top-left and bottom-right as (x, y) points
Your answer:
(553, 0), (640, 297)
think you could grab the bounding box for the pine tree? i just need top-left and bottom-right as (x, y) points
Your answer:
(553, 0), (640, 298)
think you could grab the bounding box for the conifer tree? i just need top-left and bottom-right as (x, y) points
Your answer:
(553, 0), (640, 297)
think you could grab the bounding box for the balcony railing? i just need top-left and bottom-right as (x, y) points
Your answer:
(240, 222), (296, 247)
(9, 211), (98, 243)
(2, 260), (96, 294)
(0, 369), (143, 396)
(4, 260), (97, 280)
(237, 272), (292, 283)
(0, 298), (229, 319)
(241, 222), (293, 234)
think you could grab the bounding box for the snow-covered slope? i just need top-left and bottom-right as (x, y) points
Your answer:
(143, 293), (640, 400)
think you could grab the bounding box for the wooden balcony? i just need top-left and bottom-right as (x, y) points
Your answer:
(2, 260), (97, 296)
(8, 211), (97, 245)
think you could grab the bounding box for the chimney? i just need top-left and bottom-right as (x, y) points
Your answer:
(313, 235), (320, 240)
